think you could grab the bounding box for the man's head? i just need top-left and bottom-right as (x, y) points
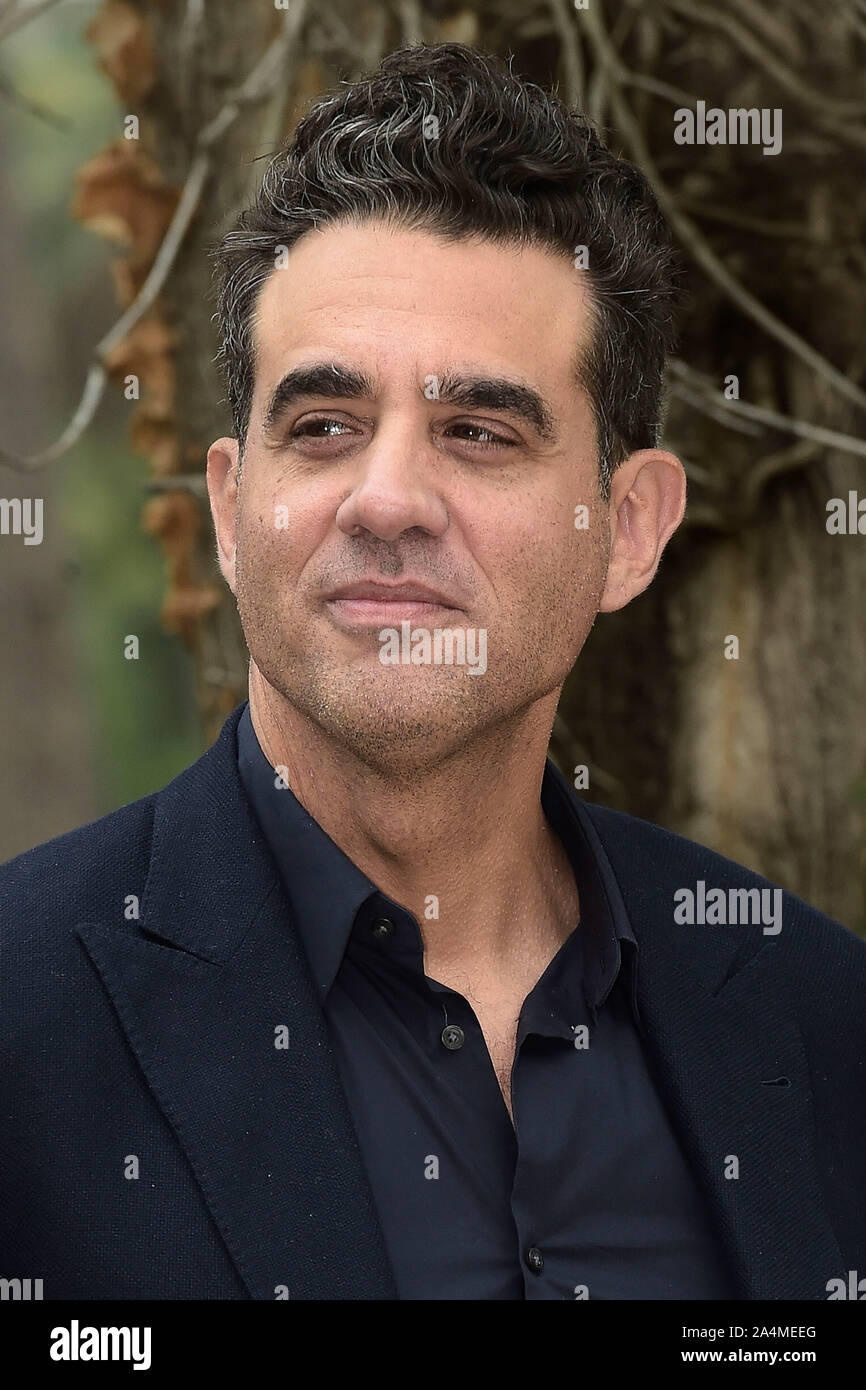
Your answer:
(207, 42), (686, 774)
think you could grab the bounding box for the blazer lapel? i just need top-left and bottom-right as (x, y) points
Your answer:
(76, 705), (397, 1301)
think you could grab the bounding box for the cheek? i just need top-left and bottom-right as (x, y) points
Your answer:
(236, 487), (325, 587)
(484, 508), (608, 651)
(480, 492), (605, 593)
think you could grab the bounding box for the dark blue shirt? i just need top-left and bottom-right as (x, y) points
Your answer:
(236, 703), (735, 1299)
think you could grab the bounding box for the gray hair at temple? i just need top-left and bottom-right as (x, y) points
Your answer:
(209, 42), (683, 498)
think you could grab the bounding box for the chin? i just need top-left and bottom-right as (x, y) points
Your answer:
(298, 671), (495, 773)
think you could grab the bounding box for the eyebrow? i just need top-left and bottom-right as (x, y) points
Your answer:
(261, 361), (558, 442)
(436, 370), (557, 441)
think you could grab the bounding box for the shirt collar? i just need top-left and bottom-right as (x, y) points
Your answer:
(235, 701), (639, 1024)
(541, 758), (640, 1024)
(236, 702), (378, 999)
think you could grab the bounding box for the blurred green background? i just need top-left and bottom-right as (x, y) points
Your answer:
(0, 0), (198, 859)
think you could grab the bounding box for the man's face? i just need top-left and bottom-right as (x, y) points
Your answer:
(210, 219), (613, 771)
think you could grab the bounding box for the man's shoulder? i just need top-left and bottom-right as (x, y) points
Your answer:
(0, 789), (158, 917)
(580, 796), (792, 887)
(0, 791), (161, 1036)
(578, 797), (866, 982)
(0, 704), (245, 917)
(0, 707), (252, 1041)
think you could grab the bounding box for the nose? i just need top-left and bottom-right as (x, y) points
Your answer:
(335, 418), (449, 543)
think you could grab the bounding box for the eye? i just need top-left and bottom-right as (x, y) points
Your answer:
(286, 416), (516, 451)
(289, 416), (355, 440)
(445, 422), (516, 449)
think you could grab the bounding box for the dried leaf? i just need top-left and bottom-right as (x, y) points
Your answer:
(70, 142), (179, 279)
(86, 0), (158, 106)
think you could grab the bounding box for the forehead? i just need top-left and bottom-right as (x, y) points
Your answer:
(249, 219), (594, 402)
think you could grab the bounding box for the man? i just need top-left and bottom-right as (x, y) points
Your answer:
(1, 42), (864, 1302)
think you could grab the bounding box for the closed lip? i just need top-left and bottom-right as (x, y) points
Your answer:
(324, 580), (462, 608)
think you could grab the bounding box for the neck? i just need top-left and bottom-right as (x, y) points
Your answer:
(247, 664), (580, 978)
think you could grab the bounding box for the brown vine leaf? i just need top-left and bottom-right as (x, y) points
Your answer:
(86, 0), (158, 107)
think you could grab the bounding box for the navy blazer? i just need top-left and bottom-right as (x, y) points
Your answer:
(1, 703), (864, 1300)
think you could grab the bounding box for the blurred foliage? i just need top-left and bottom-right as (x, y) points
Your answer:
(61, 426), (199, 807)
(2, 0), (199, 812)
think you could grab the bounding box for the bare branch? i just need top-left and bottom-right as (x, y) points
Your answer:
(674, 194), (825, 243)
(727, 0), (804, 62)
(0, 0), (64, 45)
(679, 503), (730, 533)
(664, 0), (866, 117)
(742, 438), (820, 508)
(548, 0), (584, 105)
(396, 0), (424, 47)
(0, 0), (312, 474)
(675, 456), (719, 488)
(620, 70), (700, 109)
(0, 155), (210, 472)
(668, 380), (763, 437)
(579, 3), (866, 415)
(0, 64), (68, 126)
(144, 474), (209, 497)
(669, 360), (866, 459)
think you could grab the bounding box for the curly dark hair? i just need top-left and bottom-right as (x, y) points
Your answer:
(209, 42), (682, 497)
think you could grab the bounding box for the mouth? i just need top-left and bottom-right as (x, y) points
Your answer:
(323, 581), (463, 630)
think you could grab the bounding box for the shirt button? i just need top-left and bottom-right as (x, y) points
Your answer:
(525, 1246), (544, 1274)
(370, 917), (395, 938)
(440, 1024), (465, 1050)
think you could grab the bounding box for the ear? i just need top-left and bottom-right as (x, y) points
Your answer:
(598, 448), (686, 614)
(206, 437), (241, 595)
